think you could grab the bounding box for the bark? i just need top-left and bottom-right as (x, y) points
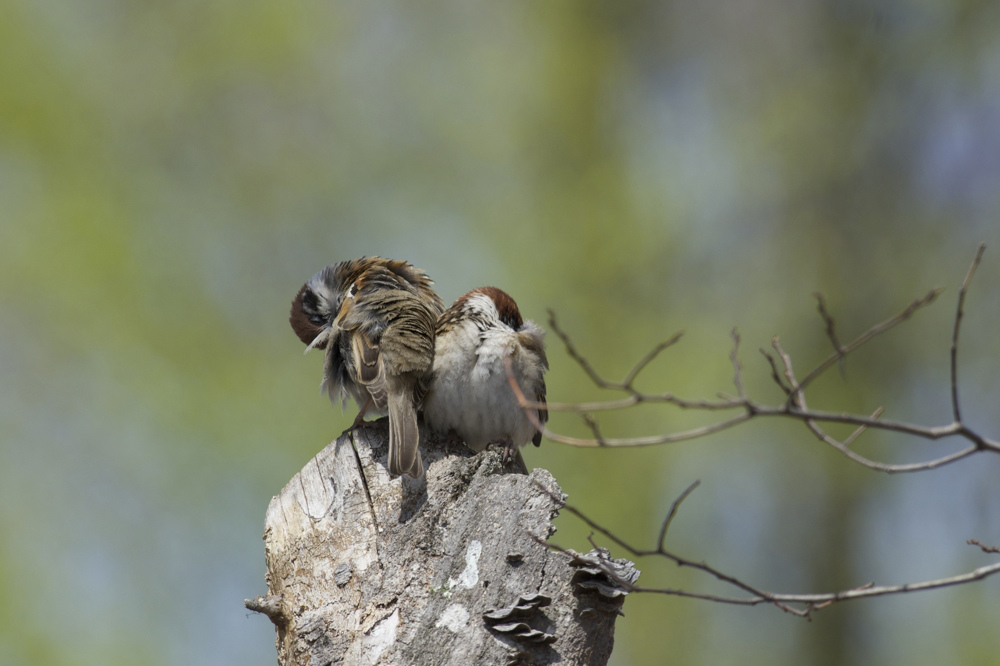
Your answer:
(245, 418), (637, 666)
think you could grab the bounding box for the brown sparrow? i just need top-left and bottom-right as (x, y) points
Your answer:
(423, 287), (548, 467)
(289, 257), (444, 478)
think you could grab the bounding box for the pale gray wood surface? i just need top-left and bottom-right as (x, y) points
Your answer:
(246, 419), (636, 665)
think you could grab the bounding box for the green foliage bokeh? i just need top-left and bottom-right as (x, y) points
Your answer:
(1, 2), (999, 665)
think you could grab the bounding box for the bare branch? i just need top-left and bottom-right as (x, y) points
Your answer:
(951, 243), (986, 424)
(512, 245), (1000, 473)
(750, 405), (996, 446)
(800, 416), (980, 473)
(534, 481), (786, 608)
(842, 406), (884, 448)
(505, 354), (754, 448)
(622, 332), (685, 389)
(797, 287), (944, 393)
(771, 337), (805, 409)
(547, 311), (684, 393)
(510, 245), (1000, 619)
(535, 480), (1000, 618)
(814, 292), (847, 359)
(759, 348), (792, 396)
(657, 480), (700, 551)
(529, 393), (742, 414)
(968, 539), (1000, 554)
(546, 310), (613, 389)
(729, 329), (746, 400)
(532, 533), (774, 611)
(580, 412), (607, 446)
(630, 561), (1000, 613)
(766, 561), (1000, 605)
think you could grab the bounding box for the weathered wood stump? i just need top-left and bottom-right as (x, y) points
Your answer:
(246, 419), (637, 665)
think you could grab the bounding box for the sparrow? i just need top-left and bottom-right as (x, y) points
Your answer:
(422, 287), (548, 469)
(289, 257), (445, 478)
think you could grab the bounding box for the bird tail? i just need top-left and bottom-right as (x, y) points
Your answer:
(387, 387), (423, 478)
(512, 447), (528, 475)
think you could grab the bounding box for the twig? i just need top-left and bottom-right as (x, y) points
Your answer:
(968, 539), (1000, 554)
(771, 337), (805, 409)
(842, 406), (884, 448)
(657, 480), (700, 551)
(547, 311), (683, 393)
(623, 332), (685, 389)
(951, 243), (986, 425)
(504, 355), (754, 447)
(581, 412), (607, 446)
(730, 330), (746, 400)
(796, 287), (944, 393)
(535, 481), (790, 610)
(244, 595), (288, 626)
(760, 348), (792, 396)
(513, 245), (1000, 617)
(801, 417), (979, 473)
(532, 532), (774, 610)
(534, 480), (1000, 618)
(506, 244), (1000, 472)
(814, 292), (847, 360)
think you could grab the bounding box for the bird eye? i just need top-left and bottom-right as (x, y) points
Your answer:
(308, 313), (326, 326)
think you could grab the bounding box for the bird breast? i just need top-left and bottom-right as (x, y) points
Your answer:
(424, 319), (542, 451)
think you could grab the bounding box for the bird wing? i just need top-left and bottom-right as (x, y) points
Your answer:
(517, 323), (549, 448)
(334, 275), (437, 477)
(350, 330), (388, 410)
(375, 291), (437, 375)
(532, 375), (548, 447)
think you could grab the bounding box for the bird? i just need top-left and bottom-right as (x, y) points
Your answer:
(422, 286), (548, 470)
(289, 257), (444, 478)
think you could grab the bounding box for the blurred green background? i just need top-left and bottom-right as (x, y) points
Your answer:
(2, 1), (999, 664)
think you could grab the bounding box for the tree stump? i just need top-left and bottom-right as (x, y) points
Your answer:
(245, 418), (637, 666)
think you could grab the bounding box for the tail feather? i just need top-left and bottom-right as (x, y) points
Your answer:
(387, 389), (423, 478)
(512, 447), (528, 475)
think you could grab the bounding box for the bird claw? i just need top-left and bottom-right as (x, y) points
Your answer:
(351, 415), (377, 430)
(488, 438), (517, 465)
(341, 416), (378, 440)
(350, 396), (375, 430)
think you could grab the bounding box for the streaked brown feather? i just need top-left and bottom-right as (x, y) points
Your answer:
(292, 257), (441, 476)
(352, 333), (381, 384)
